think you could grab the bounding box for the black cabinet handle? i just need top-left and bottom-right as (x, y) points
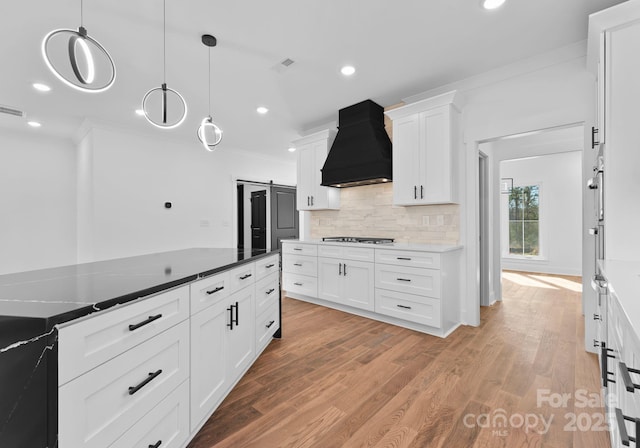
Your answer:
(240, 273), (252, 280)
(620, 362), (640, 393)
(615, 407), (639, 446)
(601, 342), (616, 387)
(414, 185), (417, 199)
(420, 185), (424, 199)
(339, 263), (342, 276)
(397, 278), (412, 282)
(397, 257), (412, 260)
(293, 248), (302, 251)
(294, 282), (303, 286)
(294, 263), (303, 266)
(311, 196), (314, 206)
(591, 126), (600, 149)
(206, 286), (224, 295)
(129, 314), (162, 331)
(397, 304), (412, 310)
(128, 369), (162, 395)
(266, 320), (275, 328)
(234, 301), (239, 326)
(149, 441), (162, 448)
(227, 304), (235, 330)
(266, 288), (275, 295)
(307, 196), (310, 206)
(266, 264), (275, 268)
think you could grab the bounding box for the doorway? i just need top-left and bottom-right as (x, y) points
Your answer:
(478, 152), (490, 306)
(236, 180), (299, 251)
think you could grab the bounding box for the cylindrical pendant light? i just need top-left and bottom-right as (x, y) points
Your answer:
(41, 0), (116, 93)
(197, 34), (223, 151)
(142, 0), (187, 129)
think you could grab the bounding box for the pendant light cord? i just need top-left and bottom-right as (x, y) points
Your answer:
(163, 0), (166, 84)
(208, 48), (211, 116)
(80, 0), (84, 26)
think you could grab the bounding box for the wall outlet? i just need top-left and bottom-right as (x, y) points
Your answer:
(437, 215), (444, 226)
(422, 216), (430, 226)
(199, 220), (211, 228)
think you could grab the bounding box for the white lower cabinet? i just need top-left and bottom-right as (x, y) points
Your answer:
(110, 380), (190, 448)
(374, 288), (441, 328)
(318, 257), (374, 311)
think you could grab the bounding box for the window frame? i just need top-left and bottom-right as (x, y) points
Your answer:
(502, 182), (545, 260)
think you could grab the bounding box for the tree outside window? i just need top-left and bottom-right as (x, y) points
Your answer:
(508, 185), (539, 256)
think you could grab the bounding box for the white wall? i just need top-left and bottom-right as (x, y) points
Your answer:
(0, 129), (77, 274)
(499, 151), (582, 275)
(79, 124), (295, 262)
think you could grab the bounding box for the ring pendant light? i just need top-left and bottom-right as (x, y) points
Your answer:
(142, 0), (187, 129)
(197, 34), (223, 151)
(41, 0), (116, 92)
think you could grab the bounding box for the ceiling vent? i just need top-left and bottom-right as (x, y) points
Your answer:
(0, 105), (25, 118)
(281, 58), (295, 67)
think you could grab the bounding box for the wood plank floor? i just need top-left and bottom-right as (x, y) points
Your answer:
(188, 271), (610, 448)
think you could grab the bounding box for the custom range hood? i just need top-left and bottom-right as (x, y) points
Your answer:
(321, 99), (392, 188)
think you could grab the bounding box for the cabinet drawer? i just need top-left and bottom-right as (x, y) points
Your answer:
(375, 249), (441, 269)
(256, 302), (280, 352)
(59, 321), (189, 448)
(190, 271), (231, 315)
(58, 285), (189, 385)
(283, 273), (318, 297)
(375, 289), (441, 328)
(110, 380), (189, 448)
(256, 272), (279, 317)
(375, 264), (441, 298)
(228, 262), (256, 294)
(282, 242), (318, 256)
(255, 254), (279, 281)
(318, 245), (374, 262)
(283, 254), (318, 277)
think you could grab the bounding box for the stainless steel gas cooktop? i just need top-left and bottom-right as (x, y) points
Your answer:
(321, 237), (394, 244)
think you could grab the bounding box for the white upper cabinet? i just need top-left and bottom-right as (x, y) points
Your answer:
(385, 91), (462, 206)
(294, 129), (340, 211)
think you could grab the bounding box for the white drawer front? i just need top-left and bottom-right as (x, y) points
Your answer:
(375, 265), (441, 298)
(58, 286), (189, 385)
(255, 272), (279, 317)
(255, 254), (280, 281)
(190, 271), (231, 315)
(282, 242), (318, 256)
(375, 249), (441, 269)
(110, 380), (189, 448)
(375, 289), (442, 328)
(59, 320), (190, 448)
(283, 254), (318, 277)
(318, 244), (374, 262)
(256, 302), (279, 352)
(228, 262), (256, 294)
(283, 273), (318, 297)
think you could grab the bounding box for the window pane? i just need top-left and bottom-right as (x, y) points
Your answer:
(522, 186), (539, 220)
(509, 221), (523, 255)
(523, 221), (539, 255)
(509, 187), (523, 220)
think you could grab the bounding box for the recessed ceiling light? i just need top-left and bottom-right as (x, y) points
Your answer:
(482, 0), (506, 10)
(288, 147), (296, 152)
(135, 109), (145, 116)
(341, 65), (356, 76)
(32, 83), (51, 92)
(27, 121), (42, 128)
(256, 106), (269, 115)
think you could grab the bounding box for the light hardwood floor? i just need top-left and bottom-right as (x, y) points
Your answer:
(188, 271), (610, 448)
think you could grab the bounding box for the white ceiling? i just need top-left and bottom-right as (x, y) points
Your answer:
(0, 0), (626, 160)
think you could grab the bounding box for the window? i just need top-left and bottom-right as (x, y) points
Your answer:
(508, 185), (539, 256)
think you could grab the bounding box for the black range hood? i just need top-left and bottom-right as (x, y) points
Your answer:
(321, 99), (392, 188)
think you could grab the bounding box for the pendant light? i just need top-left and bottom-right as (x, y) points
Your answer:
(141, 0), (187, 129)
(197, 34), (223, 151)
(41, 0), (116, 93)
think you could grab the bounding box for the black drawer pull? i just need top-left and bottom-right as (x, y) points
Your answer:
(293, 248), (302, 251)
(620, 362), (640, 393)
(397, 278), (412, 282)
(397, 257), (412, 260)
(206, 286), (224, 295)
(128, 369), (162, 395)
(293, 282), (303, 286)
(266, 288), (275, 295)
(601, 342), (616, 387)
(615, 407), (639, 446)
(397, 304), (412, 310)
(266, 264), (275, 268)
(294, 263), (303, 266)
(240, 273), (252, 280)
(266, 320), (275, 328)
(149, 441), (162, 448)
(129, 314), (162, 331)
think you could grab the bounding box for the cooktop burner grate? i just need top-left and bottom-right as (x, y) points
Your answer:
(322, 237), (394, 244)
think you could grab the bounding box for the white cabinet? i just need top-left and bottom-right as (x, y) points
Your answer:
(318, 257), (375, 311)
(190, 275), (256, 431)
(385, 91), (462, 206)
(282, 242), (319, 297)
(294, 129), (340, 211)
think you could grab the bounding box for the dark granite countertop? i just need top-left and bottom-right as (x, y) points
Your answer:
(0, 248), (278, 327)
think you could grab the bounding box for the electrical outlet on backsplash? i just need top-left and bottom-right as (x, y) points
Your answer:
(309, 183), (459, 244)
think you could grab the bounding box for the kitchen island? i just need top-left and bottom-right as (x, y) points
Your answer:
(0, 248), (281, 448)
